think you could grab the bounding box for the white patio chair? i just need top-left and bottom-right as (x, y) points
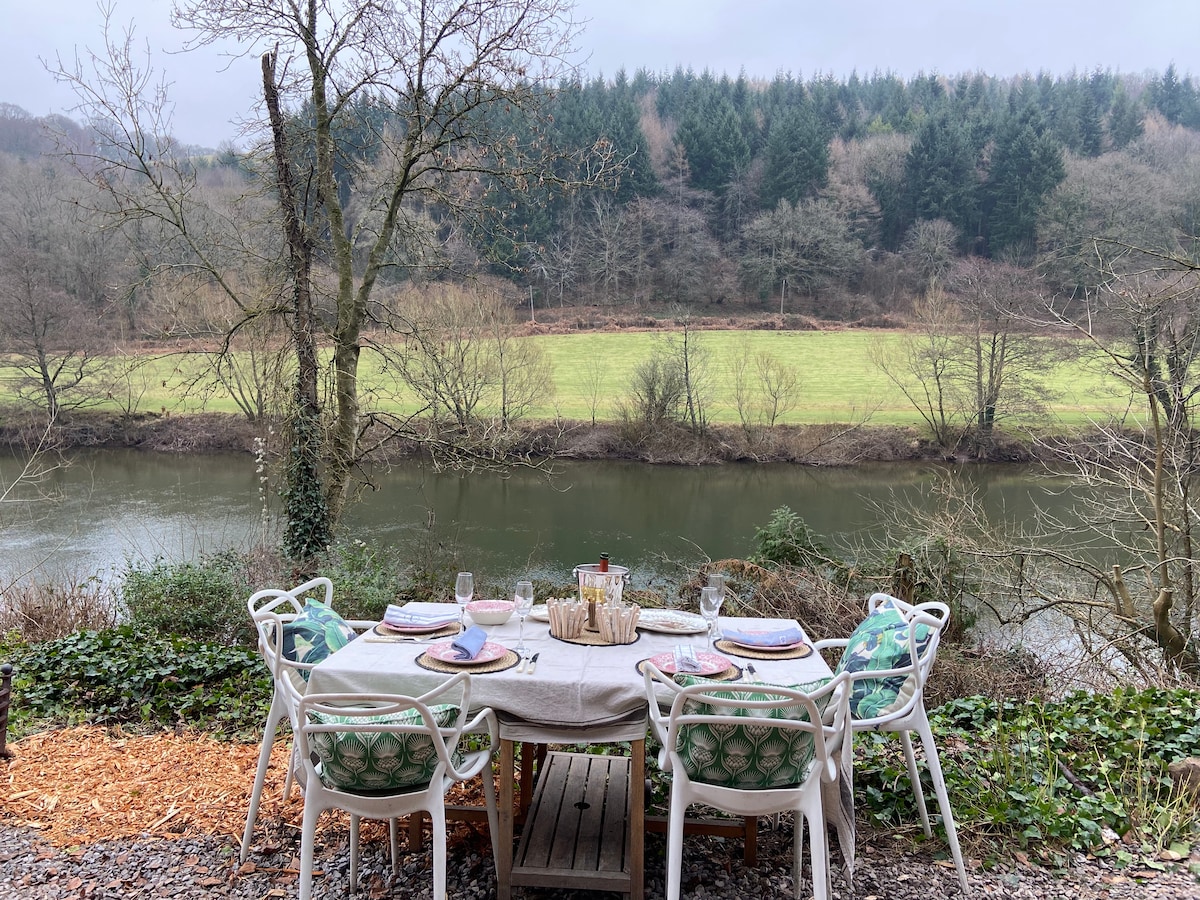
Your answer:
(814, 592), (969, 894)
(644, 664), (851, 900)
(239, 577), (376, 862)
(295, 676), (500, 900)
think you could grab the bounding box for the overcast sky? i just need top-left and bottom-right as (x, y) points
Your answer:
(3, 0), (1197, 146)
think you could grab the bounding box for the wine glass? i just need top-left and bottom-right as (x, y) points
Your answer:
(455, 572), (474, 627)
(699, 585), (724, 649)
(513, 580), (535, 656)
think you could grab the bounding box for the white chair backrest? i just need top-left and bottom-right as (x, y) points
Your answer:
(853, 592), (951, 717)
(646, 665), (850, 785)
(867, 592), (949, 679)
(296, 673), (474, 783)
(247, 577), (336, 686)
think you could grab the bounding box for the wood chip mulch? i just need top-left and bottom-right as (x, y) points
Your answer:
(2, 726), (297, 846)
(2, 726), (496, 851)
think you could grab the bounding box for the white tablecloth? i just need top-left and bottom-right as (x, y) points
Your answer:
(308, 603), (833, 728)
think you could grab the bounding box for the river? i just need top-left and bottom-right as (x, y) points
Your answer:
(0, 449), (1079, 592)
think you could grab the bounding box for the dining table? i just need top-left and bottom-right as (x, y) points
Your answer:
(307, 601), (846, 899)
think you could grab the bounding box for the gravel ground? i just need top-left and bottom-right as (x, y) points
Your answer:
(2, 817), (1198, 900)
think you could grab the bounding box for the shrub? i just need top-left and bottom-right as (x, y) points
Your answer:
(750, 506), (833, 569)
(855, 687), (1200, 860)
(314, 540), (409, 620)
(11, 626), (268, 738)
(121, 551), (254, 646)
(0, 573), (118, 642)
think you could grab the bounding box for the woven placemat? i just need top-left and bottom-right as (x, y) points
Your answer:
(552, 630), (640, 647)
(713, 639), (813, 660)
(364, 622), (462, 643)
(635, 659), (743, 682)
(415, 648), (521, 674)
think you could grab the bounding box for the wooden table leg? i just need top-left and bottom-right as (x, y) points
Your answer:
(519, 741), (536, 818)
(407, 812), (423, 851)
(744, 815), (757, 865)
(497, 739), (515, 900)
(630, 738), (645, 900)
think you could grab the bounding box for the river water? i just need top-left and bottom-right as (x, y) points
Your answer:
(0, 449), (1079, 592)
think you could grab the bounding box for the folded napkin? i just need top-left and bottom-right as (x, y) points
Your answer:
(383, 604), (458, 628)
(674, 644), (702, 672)
(452, 626), (488, 660)
(721, 626), (805, 648)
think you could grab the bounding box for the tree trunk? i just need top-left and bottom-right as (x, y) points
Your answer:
(263, 50), (331, 562)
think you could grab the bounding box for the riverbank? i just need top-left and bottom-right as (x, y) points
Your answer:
(0, 407), (1044, 466)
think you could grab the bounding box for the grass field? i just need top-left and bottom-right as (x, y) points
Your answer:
(22, 329), (1124, 429)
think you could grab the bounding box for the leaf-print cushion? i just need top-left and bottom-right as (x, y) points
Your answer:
(308, 704), (459, 792)
(671, 675), (831, 789)
(282, 599), (357, 681)
(834, 606), (932, 720)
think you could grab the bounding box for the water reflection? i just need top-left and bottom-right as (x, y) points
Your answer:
(0, 450), (1083, 590)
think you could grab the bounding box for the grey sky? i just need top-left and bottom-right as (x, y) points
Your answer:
(3, 0), (1197, 146)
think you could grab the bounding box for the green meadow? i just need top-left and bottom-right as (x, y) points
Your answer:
(28, 330), (1122, 429)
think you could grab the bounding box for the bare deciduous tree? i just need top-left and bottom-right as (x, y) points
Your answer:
(0, 158), (111, 418)
(54, 1), (607, 558)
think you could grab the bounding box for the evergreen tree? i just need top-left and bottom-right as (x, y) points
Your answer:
(759, 103), (830, 208)
(983, 103), (1065, 261)
(1107, 83), (1144, 150)
(674, 91), (751, 195)
(604, 70), (659, 200)
(1149, 64), (1187, 124)
(903, 110), (983, 251)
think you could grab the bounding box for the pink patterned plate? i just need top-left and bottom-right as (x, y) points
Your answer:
(647, 650), (732, 677)
(424, 640), (510, 666)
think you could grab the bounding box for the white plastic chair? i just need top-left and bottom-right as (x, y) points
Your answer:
(644, 665), (851, 900)
(814, 592), (969, 893)
(295, 676), (500, 900)
(239, 577), (376, 862)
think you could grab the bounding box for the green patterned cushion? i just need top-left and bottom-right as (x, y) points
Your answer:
(671, 676), (831, 789)
(834, 606), (932, 719)
(308, 704), (459, 791)
(282, 599), (357, 681)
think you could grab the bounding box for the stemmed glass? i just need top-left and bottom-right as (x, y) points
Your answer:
(699, 585), (724, 650)
(513, 580), (535, 656)
(455, 572), (474, 627)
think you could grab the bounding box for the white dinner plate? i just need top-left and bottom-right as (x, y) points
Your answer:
(528, 604), (550, 622)
(637, 609), (709, 634)
(423, 640), (509, 666)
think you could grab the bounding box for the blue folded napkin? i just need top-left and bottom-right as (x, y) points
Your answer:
(452, 626), (488, 660)
(383, 604), (458, 628)
(722, 627), (805, 648)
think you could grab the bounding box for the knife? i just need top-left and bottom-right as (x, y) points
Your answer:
(526, 652), (540, 675)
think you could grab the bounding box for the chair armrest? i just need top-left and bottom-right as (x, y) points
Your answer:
(448, 707), (499, 781)
(461, 706), (499, 751)
(345, 619), (379, 633)
(811, 638), (848, 653)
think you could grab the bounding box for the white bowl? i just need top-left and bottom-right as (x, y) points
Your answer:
(466, 599), (515, 626)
